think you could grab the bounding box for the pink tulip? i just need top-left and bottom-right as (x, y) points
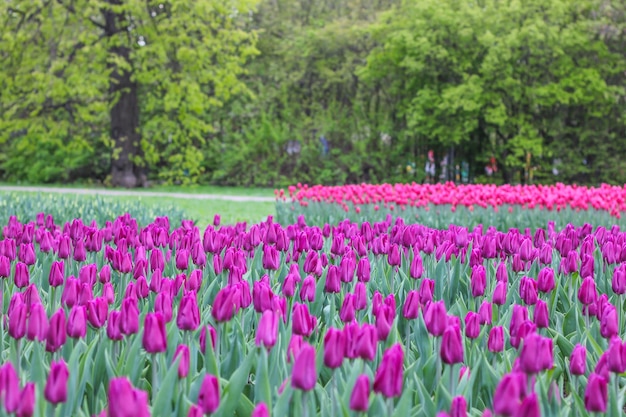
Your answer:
(349, 375), (371, 412)
(373, 343), (404, 398)
(255, 310), (279, 350)
(323, 327), (345, 369)
(142, 312), (167, 353)
(584, 373), (608, 412)
(291, 343), (317, 391)
(173, 344), (190, 378)
(569, 344), (586, 376)
(44, 360), (69, 404)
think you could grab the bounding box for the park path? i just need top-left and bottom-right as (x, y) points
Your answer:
(0, 186), (276, 203)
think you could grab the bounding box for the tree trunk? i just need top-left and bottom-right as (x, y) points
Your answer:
(104, 3), (146, 188)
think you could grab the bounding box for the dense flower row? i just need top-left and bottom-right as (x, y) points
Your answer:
(0, 211), (624, 416)
(278, 183), (626, 217)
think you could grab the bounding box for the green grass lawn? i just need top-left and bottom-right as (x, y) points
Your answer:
(0, 188), (276, 229)
(0, 182), (277, 198)
(127, 196), (276, 228)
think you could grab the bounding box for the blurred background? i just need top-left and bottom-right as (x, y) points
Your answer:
(2, 0), (626, 188)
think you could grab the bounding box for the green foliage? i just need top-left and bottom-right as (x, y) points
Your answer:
(1, 0), (625, 186)
(0, 0), (258, 185)
(361, 0), (626, 184)
(0, 192), (187, 227)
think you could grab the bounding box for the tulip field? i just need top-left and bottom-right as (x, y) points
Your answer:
(1, 184), (626, 416)
(276, 183), (626, 230)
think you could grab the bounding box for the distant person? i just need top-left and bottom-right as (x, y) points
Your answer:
(425, 150), (436, 183)
(319, 135), (329, 156)
(485, 156), (497, 177)
(439, 155), (449, 182)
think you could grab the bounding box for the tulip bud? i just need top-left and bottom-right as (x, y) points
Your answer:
(493, 372), (525, 415)
(142, 312), (167, 353)
(517, 393), (540, 417)
(198, 374), (220, 414)
(410, 251), (423, 279)
(173, 345), (190, 378)
(349, 375), (371, 412)
(356, 257), (371, 282)
(175, 249), (189, 271)
(102, 282), (115, 305)
(27, 302), (48, 342)
(373, 343), (404, 398)
(299, 275), (316, 303)
(537, 267), (555, 293)
(177, 292), (200, 331)
(99, 264), (111, 284)
(488, 326), (504, 353)
(106, 310), (123, 341)
(533, 299), (550, 328)
(441, 324), (464, 364)
(0, 363), (20, 413)
(492, 281), (507, 306)
(578, 277), (597, 305)
(46, 308), (67, 353)
(519, 333), (544, 374)
(0, 256), (10, 278)
(450, 396), (467, 417)
(291, 343), (317, 391)
(419, 278), (435, 305)
(255, 310), (279, 350)
(584, 373), (608, 412)
(402, 290), (420, 320)
(251, 403), (269, 417)
(67, 305), (87, 338)
(120, 298), (139, 335)
(187, 404), (203, 417)
(424, 301), (447, 337)
(509, 305), (529, 340)
(44, 360), (69, 404)
(569, 344), (587, 376)
(495, 262), (508, 282)
(292, 302), (317, 337)
(354, 323), (377, 361)
(286, 334), (304, 364)
(16, 382), (35, 417)
(353, 282), (368, 311)
(108, 377), (150, 417)
(339, 293), (356, 323)
(470, 265), (486, 297)
(600, 304), (618, 339)
(61, 277), (79, 308)
(13, 262), (29, 288)
(477, 301), (492, 325)
(323, 327), (346, 369)
(200, 325), (217, 354)
(8, 301), (27, 340)
(519, 276), (538, 305)
(324, 265), (341, 293)
(48, 261), (65, 287)
(375, 304), (394, 341)
(464, 312), (480, 339)
(612, 264), (626, 295)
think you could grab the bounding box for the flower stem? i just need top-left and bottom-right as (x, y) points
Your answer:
(152, 353), (158, 403)
(303, 391), (309, 417)
(331, 375), (337, 417)
(449, 364), (455, 396)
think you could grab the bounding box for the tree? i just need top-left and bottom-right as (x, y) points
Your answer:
(0, 0), (258, 186)
(361, 0), (626, 184)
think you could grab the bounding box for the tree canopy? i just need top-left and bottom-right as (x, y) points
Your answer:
(1, 0), (625, 186)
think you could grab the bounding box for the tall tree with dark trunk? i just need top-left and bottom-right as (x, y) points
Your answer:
(103, 3), (144, 187)
(0, 0), (258, 186)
